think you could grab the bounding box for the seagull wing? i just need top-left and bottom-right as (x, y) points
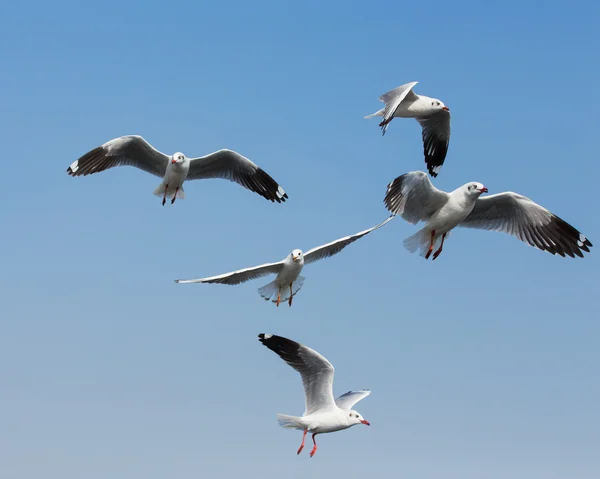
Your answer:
(415, 109), (451, 177)
(175, 261), (284, 285)
(461, 192), (593, 258)
(186, 149), (288, 203)
(303, 215), (395, 265)
(383, 171), (450, 224)
(67, 135), (169, 178)
(334, 390), (371, 411)
(258, 334), (336, 415)
(376, 81), (419, 135)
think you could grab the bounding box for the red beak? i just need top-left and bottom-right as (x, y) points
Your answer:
(480, 187), (488, 193)
(171, 159), (177, 164)
(361, 419), (370, 426)
(442, 106), (449, 111)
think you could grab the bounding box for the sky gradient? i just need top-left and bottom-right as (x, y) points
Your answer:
(1, 1), (599, 478)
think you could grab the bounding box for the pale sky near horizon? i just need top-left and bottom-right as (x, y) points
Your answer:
(1, 1), (599, 478)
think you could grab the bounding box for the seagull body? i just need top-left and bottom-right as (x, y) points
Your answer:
(365, 81), (451, 177)
(175, 216), (394, 306)
(67, 135), (288, 205)
(258, 333), (370, 457)
(384, 171), (592, 260)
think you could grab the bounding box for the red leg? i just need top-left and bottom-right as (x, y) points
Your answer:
(162, 184), (168, 206)
(288, 283), (293, 307)
(432, 233), (446, 261)
(297, 430), (307, 455)
(309, 433), (318, 458)
(276, 289), (281, 307)
(171, 186), (179, 204)
(424, 230), (436, 259)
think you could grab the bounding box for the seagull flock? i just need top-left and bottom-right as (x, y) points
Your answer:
(67, 81), (592, 457)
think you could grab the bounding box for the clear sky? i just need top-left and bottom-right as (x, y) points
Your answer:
(1, 1), (599, 478)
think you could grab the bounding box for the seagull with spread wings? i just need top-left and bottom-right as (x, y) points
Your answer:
(365, 81), (451, 177)
(384, 171), (592, 260)
(258, 333), (371, 458)
(175, 216), (394, 306)
(67, 135), (288, 205)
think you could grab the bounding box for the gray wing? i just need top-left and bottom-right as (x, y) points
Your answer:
(335, 390), (371, 411)
(258, 334), (336, 415)
(377, 81), (419, 135)
(416, 109), (451, 177)
(186, 149), (288, 203)
(461, 192), (593, 258)
(67, 135), (169, 178)
(303, 215), (395, 265)
(174, 261), (284, 285)
(383, 171), (449, 224)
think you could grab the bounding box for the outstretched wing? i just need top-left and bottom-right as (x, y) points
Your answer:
(461, 192), (592, 258)
(175, 261), (284, 285)
(187, 149), (288, 203)
(416, 109), (451, 177)
(258, 334), (336, 415)
(67, 135), (169, 178)
(303, 216), (395, 265)
(335, 390), (371, 411)
(376, 81), (419, 135)
(383, 171), (449, 224)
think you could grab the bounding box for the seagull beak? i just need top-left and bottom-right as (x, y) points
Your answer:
(480, 187), (488, 193)
(442, 106), (449, 111)
(292, 256), (298, 262)
(171, 159), (177, 164)
(361, 420), (370, 426)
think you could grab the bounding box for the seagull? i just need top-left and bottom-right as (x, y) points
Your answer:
(384, 171), (593, 260)
(66, 135), (288, 205)
(365, 81), (451, 177)
(258, 333), (370, 458)
(175, 216), (394, 306)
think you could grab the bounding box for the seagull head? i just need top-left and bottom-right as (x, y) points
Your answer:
(349, 410), (370, 426)
(430, 99), (449, 112)
(171, 152), (186, 165)
(466, 182), (488, 196)
(291, 249), (303, 262)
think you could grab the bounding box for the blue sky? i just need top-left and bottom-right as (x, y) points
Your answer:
(1, 0), (599, 478)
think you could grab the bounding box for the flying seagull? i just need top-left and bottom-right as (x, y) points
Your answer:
(66, 135), (288, 205)
(384, 171), (592, 260)
(258, 333), (370, 458)
(365, 81), (451, 177)
(175, 216), (394, 306)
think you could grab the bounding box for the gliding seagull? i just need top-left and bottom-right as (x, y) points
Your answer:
(258, 333), (371, 458)
(67, 135), (288, 205)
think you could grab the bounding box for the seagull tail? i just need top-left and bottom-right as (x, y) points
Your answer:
(276, 413), (305, 430)
(403, 228), (448, 257)
(364, 108), (384, 119)
(258, 276), (305, 304)
(152, 183), (185, 199)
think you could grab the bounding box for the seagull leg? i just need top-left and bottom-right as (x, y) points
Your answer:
(288, 283), (293, 307)
(297, 430), (307, 455)
(424, 230), (436, 259)
(162, 184), (168, 206)
(309, 433), (318, 458)
(171, 186), (179, 204)
(432, 233), (446, 261)
(276, 289), (281, 307)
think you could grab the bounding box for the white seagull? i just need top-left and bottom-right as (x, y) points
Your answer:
(384, 171), (593, 260)
(258, 333), (370, 458)
(175, 216), (394, 306)
(67, 135), (288, 205)
(365, 81), (451, 177)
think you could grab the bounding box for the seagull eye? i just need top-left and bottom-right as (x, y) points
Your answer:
(437, 102), (440, 106)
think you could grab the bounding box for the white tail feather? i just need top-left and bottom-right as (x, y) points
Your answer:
(257, 276), (306, 303)
(152, 184), (185, 199)
(403, 229), (448, 257)
(364, 108), (384, 119)
(276, 413), (304, 430)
